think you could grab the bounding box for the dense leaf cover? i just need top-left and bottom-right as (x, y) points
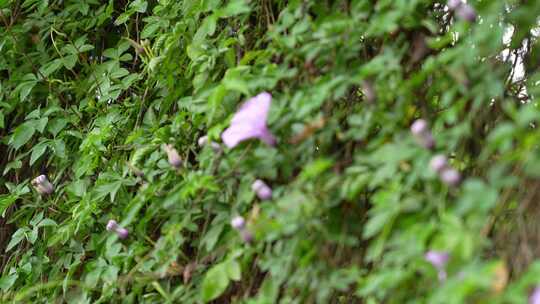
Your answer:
(1, 0), (540, 303)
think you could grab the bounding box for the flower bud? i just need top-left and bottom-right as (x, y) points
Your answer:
(410, 119), (435, 149)
(106, 219), (118, 231)
(240, 229), (253, 244)
(31, 174), (54, 195)
(164, 144), (182, 168)
(106, 219), (129, 239)
(410, 119), (428, 136)
(425, 250), (449, 281)
(425, 251), (449, 269)
(116, 227), (129, 239)
(429, 155), (448, 173)
(251, 179), (272, 200)
(231, 216), (246, 230)
(198, 136), (209, 147)
(456, 3), (476, 22)
(440, 168), (461, 187)
(198, 135), (222, 152)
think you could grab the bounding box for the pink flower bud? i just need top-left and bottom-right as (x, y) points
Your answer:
(116, 227), (129, 239)
(106, 219), (129, 239)
(440, 168), (461, 187)
(420, 133), (435, 149)
(410, 119), (435, 149)
(251, 179), (272, 200)
(410, 119), (428, 136)
(31, 174), (54, 195)
(231, 216), (246, 230)
(429, 155), (448, 173)
(164, 144), (182, 168)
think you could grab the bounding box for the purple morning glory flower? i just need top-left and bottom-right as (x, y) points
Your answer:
(251, 179), (272, 200)
(106, 219), (129, 239)
(31, 175), (54, 195)
(425, 251), (449, 281)
(221, 92), (276, 148)
(530, 286), (540, 304)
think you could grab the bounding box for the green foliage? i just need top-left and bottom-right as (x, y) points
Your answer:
(1, 0), (540, 303)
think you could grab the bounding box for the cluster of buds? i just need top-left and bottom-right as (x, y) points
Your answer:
(411, 119), (462, 187)
(31, 175), (54, 195)
(447, 0), (476, 22)
(230, 216), (253, 243)
(429, 154), (461, 187)
(106, 220), (129, 239)
(164, 144), (182, 169)
(197, 135), (222, 152)
(410, 119), (435, 149)
(425, 250), (450, 282)
(251, 179), (272, 200)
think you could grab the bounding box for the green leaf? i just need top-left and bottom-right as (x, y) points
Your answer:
(0, 194), (18, 217)
(37, 218), (58, 227)
(47, 118), (69, 137)
(226, 260), (241, 281)
(30, 141), (48, 165)
(9, 123), (35, 150)
(16, 79), (37, 101)
(40, 59), (63, 77)
(201, 263), (229, 302)
(62, 54), (78, 69)
(0, 273), (18, 292)
(3, 160), (22, 176)
(6, 228), (28, 251)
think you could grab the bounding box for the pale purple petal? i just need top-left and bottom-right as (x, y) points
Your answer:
(447, 0), (462, 10)
(221, 92), (276, 148)
(530, 286), (540, 304)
